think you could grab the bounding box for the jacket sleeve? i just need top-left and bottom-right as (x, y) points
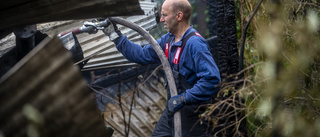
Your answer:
(113, 35), (164, 65)
(184, 37), (221, 104)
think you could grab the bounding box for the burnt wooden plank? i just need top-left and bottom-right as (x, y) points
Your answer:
(0, 36), (108, 137)
(0, 0), (143, 30)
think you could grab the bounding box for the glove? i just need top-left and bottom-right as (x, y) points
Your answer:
(103, 18), (122, 41)
(168, 93), (187, 114)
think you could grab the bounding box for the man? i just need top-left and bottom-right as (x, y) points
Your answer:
(104, 0), (221, 136)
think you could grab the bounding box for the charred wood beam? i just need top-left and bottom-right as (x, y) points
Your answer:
(208, 0), (239, 81)
(0, 0), (143, 30)
(208, 0), (247, 137)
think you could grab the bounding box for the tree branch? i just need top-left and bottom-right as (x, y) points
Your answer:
(239, 0), (263, 75)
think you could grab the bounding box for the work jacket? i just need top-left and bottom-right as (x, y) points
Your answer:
(113, 26), (221, 104)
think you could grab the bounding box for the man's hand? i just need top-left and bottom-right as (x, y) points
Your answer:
(168, 93), (187, 114)
(103, 18), (122, 41)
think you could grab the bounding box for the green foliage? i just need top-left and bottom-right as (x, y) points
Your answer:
(233, 0), (320, 136)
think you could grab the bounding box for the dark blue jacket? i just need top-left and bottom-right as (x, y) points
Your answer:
(114, 26), (221, 104)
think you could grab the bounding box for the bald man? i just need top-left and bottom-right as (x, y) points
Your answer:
(104, 0), (221, 136)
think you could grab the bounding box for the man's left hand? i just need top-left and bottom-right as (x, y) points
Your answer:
(168, 93), (187, 114)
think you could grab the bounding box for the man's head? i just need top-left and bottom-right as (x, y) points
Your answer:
(160, 0), (192, 34)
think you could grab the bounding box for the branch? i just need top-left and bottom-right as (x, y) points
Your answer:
(239, 0), (263, 74)
(126, 67), (139, 136)
(116, 68), (129, 137)
(297, 2), (320, 9)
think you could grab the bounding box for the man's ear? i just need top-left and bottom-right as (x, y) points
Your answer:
(177, 12), (183, 22)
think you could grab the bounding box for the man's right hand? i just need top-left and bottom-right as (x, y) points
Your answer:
(103, 18), (122, 41)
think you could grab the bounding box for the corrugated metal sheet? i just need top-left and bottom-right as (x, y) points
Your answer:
(61, 1), (159, 71)
(0, 37), (109, 137)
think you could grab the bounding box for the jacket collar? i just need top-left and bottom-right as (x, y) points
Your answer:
(168, 25), (194, 47)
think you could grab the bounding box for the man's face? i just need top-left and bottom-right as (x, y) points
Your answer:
(160, 4), (178, 33)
